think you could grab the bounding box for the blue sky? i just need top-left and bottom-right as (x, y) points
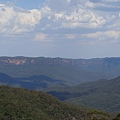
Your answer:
(0, 0), (120, 58)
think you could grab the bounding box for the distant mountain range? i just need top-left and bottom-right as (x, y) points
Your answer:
(1, 56), (120, 85)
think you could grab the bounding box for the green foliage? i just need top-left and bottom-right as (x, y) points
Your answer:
(0, 86), (113, 120)
(46, 76), (120, 113)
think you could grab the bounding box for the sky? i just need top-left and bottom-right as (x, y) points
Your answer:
(0, 0), (120, 58)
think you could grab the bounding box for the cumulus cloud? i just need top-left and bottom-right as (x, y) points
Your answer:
(61, 9), (106, 29)
(39, 0), (120, 30)
(0, 4), (41, 34)
(1, 0), (119, 36)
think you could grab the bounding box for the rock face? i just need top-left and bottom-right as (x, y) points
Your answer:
(0, 56), (120, 66)
(0, 57), (27, 65)
(0, 56), (79, 65)
(0, 57), (120, 76)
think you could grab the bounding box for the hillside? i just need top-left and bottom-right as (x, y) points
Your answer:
(0, 73), (64, 90)
(0, 86), (112, 120)
(46, 76), (120, 113)
(1, 56), (120, 85)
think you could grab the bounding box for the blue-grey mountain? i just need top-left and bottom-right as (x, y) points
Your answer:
(0, 56), (120, 85)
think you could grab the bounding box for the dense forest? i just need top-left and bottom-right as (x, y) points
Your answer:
(46, 76), (120, 113)
(0, 86), (115, 120)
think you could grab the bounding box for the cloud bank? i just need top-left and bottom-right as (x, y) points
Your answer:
(0, 0), (120, 58)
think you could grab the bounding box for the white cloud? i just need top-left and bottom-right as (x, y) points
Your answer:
(61, 9), (106, 28)
(40, 6), (52, 17)
(83, 30), (120, 39)
(0, 0), (119, 36)
(89, 0), (120, 12)
(0, 4), (5, 7)
(17, 9), (41, 27)
(67, 0), (71, 3)
(34, 33), (48, 41)
(54, 12), (65, 21)
(82, 30), (120, 45)
(0, 4), (41, 34)
(41, 0), (120, 31)
(38, 0), (107, 30)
